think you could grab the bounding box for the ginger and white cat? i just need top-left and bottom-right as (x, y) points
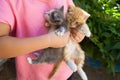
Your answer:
(27, 5), (91, 80)
(63, 5), (91, 80)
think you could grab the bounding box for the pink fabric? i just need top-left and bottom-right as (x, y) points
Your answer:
(0, 0), (74, 80)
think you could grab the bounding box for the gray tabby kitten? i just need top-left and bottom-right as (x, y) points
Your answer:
(27, 6), (67, 65)
(27, 6), (67, 79)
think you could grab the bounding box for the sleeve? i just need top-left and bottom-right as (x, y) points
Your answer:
(67, 0), (75, 6)
(0, 0), (15, 31)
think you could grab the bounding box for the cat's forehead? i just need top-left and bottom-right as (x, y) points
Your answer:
(47, 9), (58, 13)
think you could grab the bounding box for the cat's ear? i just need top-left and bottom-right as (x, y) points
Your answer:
(60, 6), (64, 13)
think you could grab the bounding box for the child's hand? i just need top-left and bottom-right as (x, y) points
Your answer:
(70, 28), (85, 43)
(47, 31), (70, 48)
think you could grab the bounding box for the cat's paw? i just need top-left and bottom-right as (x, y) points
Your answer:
(81, 24), (91, 37)
(55, 27), (66, 36)
(27, 57), (32, 64)
(67, 60), (77, 72)
(45, 22), (50, 27)
(55, 30), (64, 36)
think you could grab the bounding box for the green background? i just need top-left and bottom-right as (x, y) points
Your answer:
(73, 0), (120, 73)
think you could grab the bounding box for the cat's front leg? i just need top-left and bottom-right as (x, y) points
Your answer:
(45, 22), (51, 27)
(55, 26), (68, 36)
(80, 23), (91, 37)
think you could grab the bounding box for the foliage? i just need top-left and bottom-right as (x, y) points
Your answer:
(73, 0), (120, 73)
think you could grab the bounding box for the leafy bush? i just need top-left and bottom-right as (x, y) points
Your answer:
(73, 0), (120, 73)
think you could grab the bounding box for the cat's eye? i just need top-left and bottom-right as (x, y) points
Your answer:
(76, 22), (79, 24)
(76, 22), (82, 26)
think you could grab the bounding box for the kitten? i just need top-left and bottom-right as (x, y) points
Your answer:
(64, 5), (91, 80)
(27, 6), (68, 79)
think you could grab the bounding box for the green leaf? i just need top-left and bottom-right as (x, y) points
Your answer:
(73, 0), (120, 73)
(112, 42), (120, 49)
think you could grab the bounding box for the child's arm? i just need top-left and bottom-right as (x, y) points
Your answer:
(0, 22), (70, 59)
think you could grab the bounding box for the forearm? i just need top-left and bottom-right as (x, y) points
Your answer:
(0, 22), (70, 59)
(0, 35), (49, 59)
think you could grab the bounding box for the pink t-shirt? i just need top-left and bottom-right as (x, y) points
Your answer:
(0, 0), (74, 80)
